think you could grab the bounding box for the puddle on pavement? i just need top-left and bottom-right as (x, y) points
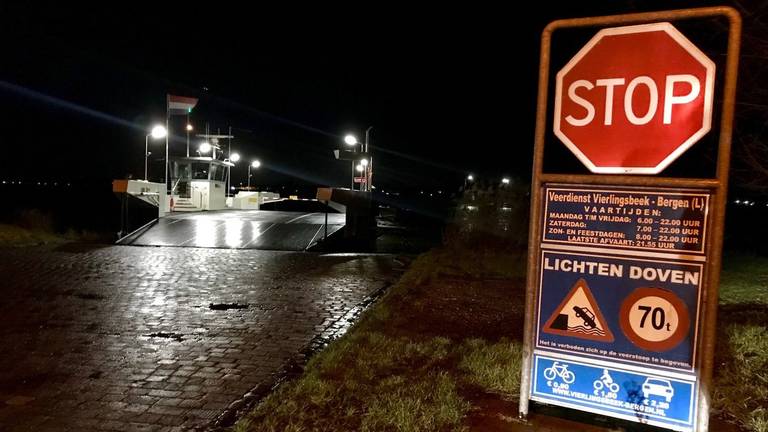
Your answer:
(145, 332), (185, 341)
(77, 293), (103, 300)
(208, 303), (249, 311)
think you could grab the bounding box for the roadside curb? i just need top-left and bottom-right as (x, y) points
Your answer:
(198, 276), (397, 431)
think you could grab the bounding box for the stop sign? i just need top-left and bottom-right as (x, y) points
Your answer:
(553, 23), (715, 174)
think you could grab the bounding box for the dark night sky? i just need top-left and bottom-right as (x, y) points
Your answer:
(1, 1), (763, 193)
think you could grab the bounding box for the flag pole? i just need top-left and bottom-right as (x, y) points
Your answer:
(186, 112), (190, 157)
(165, 94), (169, 194)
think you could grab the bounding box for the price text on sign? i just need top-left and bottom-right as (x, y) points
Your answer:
(543, 186), (709, 254)
(531, 354), (697, 430)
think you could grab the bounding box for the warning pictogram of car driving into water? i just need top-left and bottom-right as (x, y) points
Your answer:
(543, 278), (615, 342)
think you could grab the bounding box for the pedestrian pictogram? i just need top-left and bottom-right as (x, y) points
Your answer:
(543, 278), (614, 342)
(620, 287), (690, 352)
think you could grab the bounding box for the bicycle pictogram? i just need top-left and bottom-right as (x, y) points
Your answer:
(543, 362), (576, 384)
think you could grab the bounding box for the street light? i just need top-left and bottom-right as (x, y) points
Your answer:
(342, 128), (373, 191)
(185, 124), (194, 157)
(151, 125), (167, 139)
(344, 134), (358, 146)
(199, 142), (212, 154)
(464, 174), (474, 190)
(502, 177), (510, 185)
(145, 125), (167, 181)
(225, 152), (241, 197)
(248, 160), (261, 189)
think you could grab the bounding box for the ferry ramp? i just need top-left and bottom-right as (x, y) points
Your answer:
(119, 210), (345, 251)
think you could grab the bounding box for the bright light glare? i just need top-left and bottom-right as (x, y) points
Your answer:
(467, 174), (474, 181)
(502, 178), (510, 184)
(251, 160), (261, 168)
(360, 158), (369, 166)
(199, 142), (212, 153)
(150, 125), (167, 139)
(344, 134), (358, 146)
(186, 124), (193, 131)
(356, 164), (364, 172)
(230, 153), (241, 162)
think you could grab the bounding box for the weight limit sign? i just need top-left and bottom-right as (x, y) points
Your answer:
(620, 287), (691, 352)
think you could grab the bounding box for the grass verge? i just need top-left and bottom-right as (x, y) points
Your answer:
(0, 223), (65, 247)
(235, 249), (768, 432)
(713, 254), (768, 432)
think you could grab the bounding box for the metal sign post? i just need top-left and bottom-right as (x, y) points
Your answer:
(519, 7), (740, 432)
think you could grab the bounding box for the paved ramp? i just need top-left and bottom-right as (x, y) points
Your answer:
(123, 210), (345, 250)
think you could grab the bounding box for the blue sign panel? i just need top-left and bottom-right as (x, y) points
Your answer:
(527, 185), (710, 430)
(532, 354), (696, 431)
(536, 250), (702, 372)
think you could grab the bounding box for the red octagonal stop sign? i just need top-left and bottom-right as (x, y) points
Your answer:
(554, 23), (715, 174)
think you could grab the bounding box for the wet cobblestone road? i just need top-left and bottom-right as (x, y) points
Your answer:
(0, 244), (398, 431)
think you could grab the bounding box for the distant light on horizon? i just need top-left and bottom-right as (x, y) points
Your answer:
(502, 178), (510, 184)
(467, 174), (474, 181)
(230, 152), (241, 162)
(251, 160), (261, 168)
(186, 124), (193, 131)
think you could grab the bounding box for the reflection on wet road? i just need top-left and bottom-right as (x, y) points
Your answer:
(0, 245), (397, 430)
(126, 210), (345, 250)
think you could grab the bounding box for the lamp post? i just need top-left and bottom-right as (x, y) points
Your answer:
(228, 152), (240, 197)
(145, 125), (167, 181)
(343, 128), (373, 191)
(364, 126), (373, 192)
(185, 123), (193, 157)
(344, 134), (358, 189)
(248, 160), (261, 189)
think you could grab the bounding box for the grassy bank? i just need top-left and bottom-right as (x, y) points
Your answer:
(234, 249), (768, 432)
(0, 208), (111, 247)
(0, 223), (65, 247)
(713, 254), (768, 432)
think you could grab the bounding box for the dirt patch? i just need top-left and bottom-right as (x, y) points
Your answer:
(460, 386), (522, 431)
(381, 277), (526, 342)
